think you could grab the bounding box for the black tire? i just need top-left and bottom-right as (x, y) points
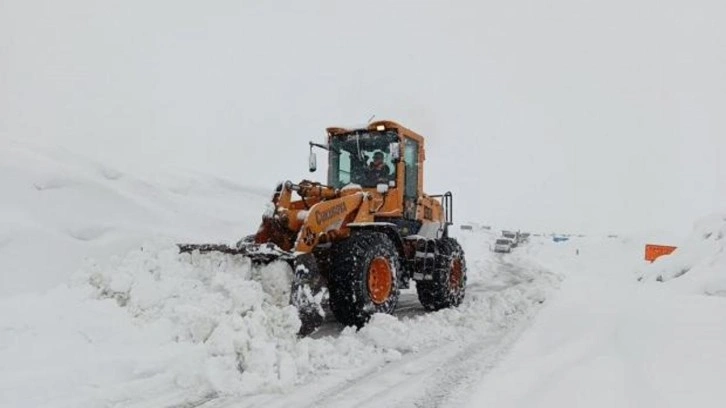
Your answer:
(416, 238), (467, 311)
(290, 254), (327, 336)
(329, 231), (400, 327)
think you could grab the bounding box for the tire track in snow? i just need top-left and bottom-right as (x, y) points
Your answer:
(299, 286), (544, 408)
(283, 255), (550, 408)
(406, 312), (537, 408)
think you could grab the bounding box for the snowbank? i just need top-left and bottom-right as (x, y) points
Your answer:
(638, 212), (726, 297)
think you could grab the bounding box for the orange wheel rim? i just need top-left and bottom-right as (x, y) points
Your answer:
(449, 258), (463, 290)
(368, 257), (392, 304)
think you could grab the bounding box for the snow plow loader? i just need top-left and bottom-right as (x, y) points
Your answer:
(179, 120), (466, 335)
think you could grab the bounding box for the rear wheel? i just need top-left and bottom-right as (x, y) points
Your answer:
(329, 231), (400, 327)
(416, 238), (467, 311)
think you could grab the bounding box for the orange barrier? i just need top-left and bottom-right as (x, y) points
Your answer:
(645, 244), (677, 262)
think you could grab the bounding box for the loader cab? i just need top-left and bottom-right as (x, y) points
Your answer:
(327, 129), (399, 189)
(326, 121), (426, 222)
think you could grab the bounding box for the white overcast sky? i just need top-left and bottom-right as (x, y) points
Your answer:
(1, 0), (724, 236)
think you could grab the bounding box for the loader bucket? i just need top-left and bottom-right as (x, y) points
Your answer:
(177, 242), (295, 265)
(177, 242), (327, 336)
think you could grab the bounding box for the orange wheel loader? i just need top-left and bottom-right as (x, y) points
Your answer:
(179, 121), (466, 335)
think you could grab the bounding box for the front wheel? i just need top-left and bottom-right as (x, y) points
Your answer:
(329, 231), (400, 327)
(290, 254), (328, 336)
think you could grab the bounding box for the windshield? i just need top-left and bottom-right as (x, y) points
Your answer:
(496, 239), (510, 245)
(328, 130), (398, 188)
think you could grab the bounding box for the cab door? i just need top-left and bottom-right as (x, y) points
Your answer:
(403, 138), (419, 220)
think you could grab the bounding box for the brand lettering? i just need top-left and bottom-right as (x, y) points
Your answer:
(315, 202), (348, 224)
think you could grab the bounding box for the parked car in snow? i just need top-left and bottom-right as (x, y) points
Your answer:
(494, 238), (513, 253)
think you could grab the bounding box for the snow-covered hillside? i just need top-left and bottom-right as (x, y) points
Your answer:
(0, 141), (267, 296)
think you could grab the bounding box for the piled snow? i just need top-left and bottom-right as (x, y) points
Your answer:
(2, 242), (305, 408)
(638, 212), (726, 297)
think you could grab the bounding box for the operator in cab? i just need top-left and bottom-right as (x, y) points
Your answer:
(366, 151), (392, 185)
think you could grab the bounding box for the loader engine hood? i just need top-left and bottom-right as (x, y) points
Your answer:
(340, 183), (363, 195)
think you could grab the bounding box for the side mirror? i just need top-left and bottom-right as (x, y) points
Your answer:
(389, 142), (400, 160)
(377, 183), (389, 194)
(309, 150), (317, 172)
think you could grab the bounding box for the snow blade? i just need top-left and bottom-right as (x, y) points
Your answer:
(177, 242), (294, 265)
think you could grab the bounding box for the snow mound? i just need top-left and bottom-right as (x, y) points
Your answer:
(638, 212), (726, 296)
(82, 242), (310, 395)
(0, 243), (301, 407)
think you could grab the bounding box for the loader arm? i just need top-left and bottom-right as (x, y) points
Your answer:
(293, 192), (373, 253)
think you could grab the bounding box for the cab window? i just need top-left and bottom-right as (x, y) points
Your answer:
(328, 131), (398, 188)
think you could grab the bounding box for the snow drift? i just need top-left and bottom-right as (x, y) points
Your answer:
(0, 141), (267, 296)
(638, 212), (726, 297)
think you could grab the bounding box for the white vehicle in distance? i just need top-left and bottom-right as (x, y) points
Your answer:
(494, 238), (513, 253)
(502, 231), (518, 247)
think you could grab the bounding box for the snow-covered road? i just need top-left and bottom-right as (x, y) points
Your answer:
(202, 243), (560, 408)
